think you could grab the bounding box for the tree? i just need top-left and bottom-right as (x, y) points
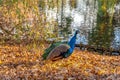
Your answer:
(0, 0), (50, 44)
(89, 0), (117, 50)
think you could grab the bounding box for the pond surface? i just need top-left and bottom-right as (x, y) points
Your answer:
(111, 27), (120, 50)
(75, 27), (120, 50)
(45, 0), (120, 50)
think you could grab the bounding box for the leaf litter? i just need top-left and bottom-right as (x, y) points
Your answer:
(0, 45), (120, 80)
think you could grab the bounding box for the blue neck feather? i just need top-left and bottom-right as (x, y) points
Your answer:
(63, 31), (78, 58)
(68, 32), (77, 52)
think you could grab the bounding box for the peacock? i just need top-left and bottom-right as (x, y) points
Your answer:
(42, 30), (79, 60)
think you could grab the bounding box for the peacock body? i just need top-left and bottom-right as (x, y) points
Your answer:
(42, 42), (67, 60)
(42, 30), (79, 60)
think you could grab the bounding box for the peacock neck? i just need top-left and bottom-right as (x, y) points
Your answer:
(68, 33), (77, 50)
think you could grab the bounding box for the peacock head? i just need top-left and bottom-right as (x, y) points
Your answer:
(75, 30), (80, 35)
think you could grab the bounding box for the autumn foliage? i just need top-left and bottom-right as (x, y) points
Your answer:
(0, 45), (120, 80)
(0, 0), (120, 80)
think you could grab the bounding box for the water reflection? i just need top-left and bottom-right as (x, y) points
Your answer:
(45, 0), (120, 50)
(75, 27), (120, 50)
(111, 27), (120, 50)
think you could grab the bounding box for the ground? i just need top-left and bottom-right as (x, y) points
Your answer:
(0, 45), (120, 80)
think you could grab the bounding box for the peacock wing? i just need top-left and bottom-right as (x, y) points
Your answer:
(46, 44), (70, 60)
(42, 42), (66, 60)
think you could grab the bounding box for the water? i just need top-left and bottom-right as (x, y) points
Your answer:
(111, 27), (120, 50)
(45, 0), (120, 50)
